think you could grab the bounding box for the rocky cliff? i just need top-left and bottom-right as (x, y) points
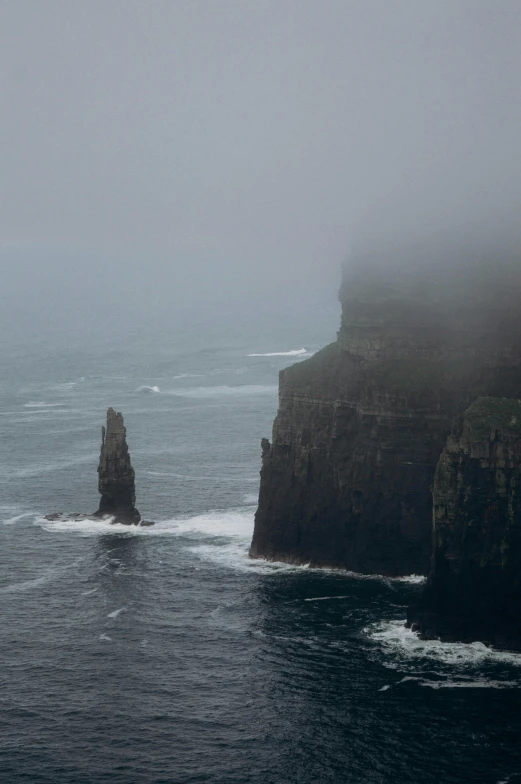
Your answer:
(95, 407), (141, 524)
(407, 397), (521, 648)
(250, 256), (521, 575)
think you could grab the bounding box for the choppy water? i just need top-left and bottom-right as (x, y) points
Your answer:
(2, 320), (521, 784)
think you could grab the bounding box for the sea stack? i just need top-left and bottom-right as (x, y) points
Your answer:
(408, 398), (521, 649)
(250, 252), (521, 575)
(95, 408), (141, 524)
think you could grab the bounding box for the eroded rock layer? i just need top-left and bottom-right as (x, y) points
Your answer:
(96, 407), (141, 524)
(250, 257), (521, 575)
(408, 398), (521, 648)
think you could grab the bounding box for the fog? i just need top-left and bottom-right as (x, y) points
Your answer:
(1, 1), (520, 343)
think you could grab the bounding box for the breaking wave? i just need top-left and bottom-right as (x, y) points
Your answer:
(164, 385), (277, 398)
(248, 348), (308, 357)
(24, 401), (64, 408)
(366, 619), (521, 688)
(35, 508), (433, 582)
(135, 385), (160, 393)
(107, 608), (125, 619)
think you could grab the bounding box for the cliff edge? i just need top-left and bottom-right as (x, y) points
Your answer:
(250, 256), (521, 575)
(408, 397), (521, 649)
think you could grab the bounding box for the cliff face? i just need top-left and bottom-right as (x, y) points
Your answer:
(250, 259), (521, 575)
(96, 408), (141, 524)
(408, 398), (521, 648)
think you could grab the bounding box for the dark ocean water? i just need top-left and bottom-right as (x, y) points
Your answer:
(2, 316), (521, 784)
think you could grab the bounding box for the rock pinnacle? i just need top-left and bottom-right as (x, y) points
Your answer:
(96, 408), (141, 524)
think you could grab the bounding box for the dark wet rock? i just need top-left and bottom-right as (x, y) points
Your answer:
(46, 408), (154, 526)
(250, 255), (521, 575)
(95, 408), (141, 525)
(407, 397), (521, 649)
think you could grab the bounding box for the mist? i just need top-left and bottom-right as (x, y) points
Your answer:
(1, 0), (520, 343)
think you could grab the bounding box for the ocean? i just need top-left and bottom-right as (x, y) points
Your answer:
(2, 312), (521, 784)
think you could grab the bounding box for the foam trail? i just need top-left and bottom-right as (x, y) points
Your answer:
(147, 471), (258, 483)
(367, 620), (521, 667)
(135, 385), (160, 393)
(0, 574), (53, 593)
(248, 348), (308, 357)
(164, 385), (277, 398)
(82, 587), (99, 596)
(24, 401), (64, 408)
(0, 557), (84, 593)
(99, 634), (112, 642)
(304, 596), (350, 602)
(107, 608), (125, 619)
(2, 512), (34, 526)
(420, 679), (521, 689)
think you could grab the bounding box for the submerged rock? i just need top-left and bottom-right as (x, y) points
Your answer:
(407, 397), (521, 649)
(250, 254), (521, 575)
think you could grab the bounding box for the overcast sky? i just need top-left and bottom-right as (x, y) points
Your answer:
(1, 0), (520, 339)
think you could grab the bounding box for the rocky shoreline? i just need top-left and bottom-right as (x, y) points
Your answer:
(250, 253), (521, 647)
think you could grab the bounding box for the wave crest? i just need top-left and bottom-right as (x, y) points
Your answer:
(248, 348), (308, 357)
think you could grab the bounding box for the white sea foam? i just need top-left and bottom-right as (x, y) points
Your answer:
(11, 454), (95, 479)
(99, 634), (112, 641)
(367, 620), (521, 668)
(36, 510), (253, 539)
(304, 596), (350, 602)
(340, 570), (426, 586)
(82, 587), (99, 596)
(173, 373), (204, 379)
(135, 385), (160, 393)
(392, 574), (426, 585)
(378, 677), (521, 691)
(186, 541), (311, 574)
(0, 574), (53, 593)
(146, 470), (258, 483)
(107, 608), (125, 618)
(242, 492), (258, 505)
(2, 512), (34, 526)
(36, 515), (153, 538)
(164, 385), (277, 398)
(0, 557), (84, 593)
(24, 401), (64, 408)
(419, 678), (521, 689)
(172, 510), (254, 539)
(248, 348), (308, 357)
(34, 506), (426, 583)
